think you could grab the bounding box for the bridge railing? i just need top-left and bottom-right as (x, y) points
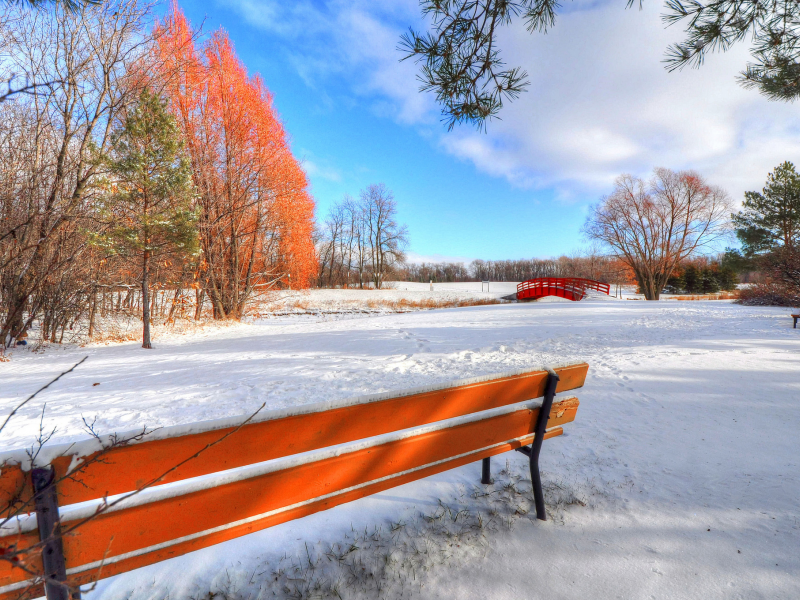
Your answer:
(516, 278), (610, 300)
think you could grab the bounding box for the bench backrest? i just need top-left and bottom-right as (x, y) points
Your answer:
(0, 363), (587, 598)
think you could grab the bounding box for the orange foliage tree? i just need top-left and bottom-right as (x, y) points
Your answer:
(156, 4), (316, 319)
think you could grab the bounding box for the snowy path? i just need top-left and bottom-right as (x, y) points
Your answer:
(1, 300), (798, 598)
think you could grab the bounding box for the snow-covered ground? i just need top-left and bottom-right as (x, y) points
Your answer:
(387, 281), (519, 294)
(260, 281), (517, 315)
(1, 294), (799, 599)
(265, 282), (730, 315)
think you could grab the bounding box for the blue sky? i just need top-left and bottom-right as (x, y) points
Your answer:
(176, 0), (800, 263)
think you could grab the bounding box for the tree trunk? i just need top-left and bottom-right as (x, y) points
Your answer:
(633, 269), (657, 301)
(142, 250), (152, 349)
(641, 274), (660, 300)
(167, 287), (182, 322)
(195, 288), (205, 320)
(87, 290), (97, 338)
(1, 294), (27, 349)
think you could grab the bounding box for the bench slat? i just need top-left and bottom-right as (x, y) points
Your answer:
(0, 364), (588, 511)
(0, 397), (578, 596)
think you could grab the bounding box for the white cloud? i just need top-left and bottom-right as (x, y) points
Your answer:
(223, 0), (800, 204)
(302, 159), (341, 182)
(436, 3), (800, 202)
(221, 0), (434, 124)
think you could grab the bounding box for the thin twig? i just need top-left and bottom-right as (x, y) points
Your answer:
(137, 402), (267, 490)
(61, 401), (267, 535)
(0, 356), (88, 436)
(5, 402), (268, 593)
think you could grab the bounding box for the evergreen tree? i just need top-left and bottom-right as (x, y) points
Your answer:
(733, 162), (800, 256)
(701, 268), (721, 294)
(97, 89), (198, 348)
(682, 265), (701, 294)
(664, 270), (685, 294)
(721, 248), (756, 274)
(715, 265), (738, 291)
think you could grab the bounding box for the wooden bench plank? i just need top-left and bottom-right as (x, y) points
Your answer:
(0, 397), (578, 596)
(0, 363), (588, 510)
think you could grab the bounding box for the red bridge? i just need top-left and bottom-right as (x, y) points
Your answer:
(517, 277), (611, 302)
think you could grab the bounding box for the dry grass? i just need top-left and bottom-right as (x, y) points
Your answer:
(20, 311), (245, 351)
(374, 297), (503, 311)
(258, 296), (506, 317)
(9, 292), (504, 354)
(668, 291), (740, 301)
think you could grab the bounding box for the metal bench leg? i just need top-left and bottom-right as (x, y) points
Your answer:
(529, 369), (560, 521)
(32, 466), (79, 600)
(481, 457), (492, 484)
(487, 369), (561, 519)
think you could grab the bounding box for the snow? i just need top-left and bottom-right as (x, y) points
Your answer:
(386, 281), (519, 294)
(2, 395), (577, 538)
(0, 362), (576, 472)
(1, 290), (798, 599)
(261, 282), (517, 315)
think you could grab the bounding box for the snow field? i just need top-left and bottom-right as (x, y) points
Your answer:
(260, 283), (516, 316)
(1, 294), (798, 599)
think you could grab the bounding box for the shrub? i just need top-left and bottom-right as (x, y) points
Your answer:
(737, 282), (800, 306)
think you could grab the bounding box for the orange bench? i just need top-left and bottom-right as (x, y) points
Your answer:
(0, 363), (587, 600)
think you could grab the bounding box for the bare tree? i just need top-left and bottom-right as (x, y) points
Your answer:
(345, 195), (369, 288)
(316, 188), (408, 290)
(583, 168), (732, 300)
(0, 0), (101, 104)
(317, 201), (347, 287)
(316, 194), (369, 288)
(0, 0), (155, 348)
(361, 184), (408, 289)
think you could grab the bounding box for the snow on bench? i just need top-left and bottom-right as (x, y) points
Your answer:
(0, 363), (588, 600)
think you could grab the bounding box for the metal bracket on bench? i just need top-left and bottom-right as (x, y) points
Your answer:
(528, 369), (560, 521)
(479, 369), (560, 521)
(32, 466), (79, 600)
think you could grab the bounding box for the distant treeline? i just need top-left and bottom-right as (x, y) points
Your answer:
(394, 255), (741, 296)
(314, 254), (632, 290)
(396, 256), (631, 284)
